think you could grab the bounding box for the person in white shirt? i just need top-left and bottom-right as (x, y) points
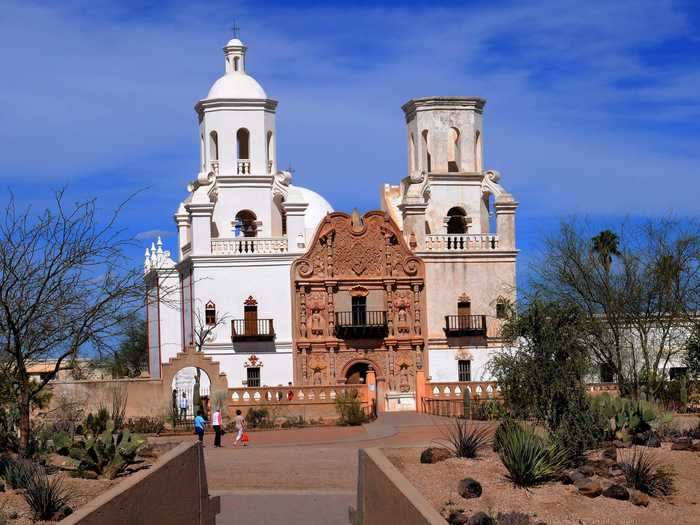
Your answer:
(212, 408), (223, 447)
(179, 392), (188, 419)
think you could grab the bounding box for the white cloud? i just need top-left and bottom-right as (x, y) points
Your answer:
(135, 229), (174, 241)
(0, 0), (698, 218)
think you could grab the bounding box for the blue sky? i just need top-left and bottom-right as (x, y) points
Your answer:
(1, 0), (699, 284)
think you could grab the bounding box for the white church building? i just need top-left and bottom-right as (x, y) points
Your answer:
(145, 36), (518, 393)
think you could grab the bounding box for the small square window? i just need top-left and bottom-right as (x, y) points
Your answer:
(496, 302), (507, 319)
(458, 360), (471, 382)
(247, 367), (261, 387)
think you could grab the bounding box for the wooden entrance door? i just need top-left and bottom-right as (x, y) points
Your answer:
(244, 305), (258, 336)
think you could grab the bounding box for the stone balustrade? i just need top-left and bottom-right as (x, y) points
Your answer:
(426, 381), (500, 400)
(211, 237), (288, 255)
(237, 160), (251, 174)
(229, 384), (368, 405)
(424, 234), (499, 251)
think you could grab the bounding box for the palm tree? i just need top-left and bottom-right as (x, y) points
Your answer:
(591, 230), (620, 273)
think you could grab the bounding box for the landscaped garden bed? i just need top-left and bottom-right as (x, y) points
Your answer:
(384, 417), (700, 525)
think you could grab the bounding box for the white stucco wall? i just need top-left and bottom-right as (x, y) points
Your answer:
(427, 347), (496, 382)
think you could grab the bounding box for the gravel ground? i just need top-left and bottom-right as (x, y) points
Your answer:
(0, 475), (117, 525)
(385, 444), (700, 525)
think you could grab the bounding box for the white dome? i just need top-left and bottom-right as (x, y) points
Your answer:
(226, 38), (244, 47)
(288, 185), (333, 232)
(206, 73), (267, 99)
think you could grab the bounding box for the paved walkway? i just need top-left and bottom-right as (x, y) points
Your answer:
(161, 412), (448, 524)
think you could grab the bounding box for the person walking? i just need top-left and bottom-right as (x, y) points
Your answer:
(180, 392), (189, 420)
(212, 407), (223, 447)
(194, 410), (206, 445)
(233, 409), (246, 447)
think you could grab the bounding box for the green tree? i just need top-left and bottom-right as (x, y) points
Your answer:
(105, 314), (148, 378)
(591, 229), (620, 273)
(533, 218), (700, 399)
(684, 323), (700, 378)
(489, 300), (601, 462)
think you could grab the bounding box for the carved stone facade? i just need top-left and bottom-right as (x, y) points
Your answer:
(291, 211), (426, 391)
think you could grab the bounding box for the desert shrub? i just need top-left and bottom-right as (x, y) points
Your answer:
(440, 418), (491, 458)
(619, 447), (676, 496)
(22, 469), (73, 521)
(498, 424), (568, 487)
(553, 395), (607, 466)
(335, 389), (367, 426)
(474, 400), (508, 421)
(245, 408), (270, 428)
(0, 407), (19, 452)
(493, 419), (521, 453)
(83, 408), (111, 436)
(3, 458), (38, 490)
(126, 417), (165, 435)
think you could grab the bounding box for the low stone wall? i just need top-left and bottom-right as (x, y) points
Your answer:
(350, 448), (444, 525)
(60, 441), (219, 525)
(48, 379), (166, 419)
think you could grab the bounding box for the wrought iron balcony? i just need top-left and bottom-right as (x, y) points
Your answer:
(231, 319), (275, 341)
(334, 310), (388, 339)
(444, 315), (487, 337)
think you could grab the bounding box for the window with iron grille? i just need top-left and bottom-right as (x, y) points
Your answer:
(458, 360), (471, 382)
(246, 367), (260, 387)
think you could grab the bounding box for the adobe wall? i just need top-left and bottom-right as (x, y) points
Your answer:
(48, 379), (165, 419)
(351, 448), (444, 525)
(60, 441), (219, 525)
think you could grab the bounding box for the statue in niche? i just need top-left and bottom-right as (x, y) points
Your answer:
(307, 293), (325, 336)
(398, 362), (414, 393)
(312, 367), (323, 385)
(394, 292), (412, 334)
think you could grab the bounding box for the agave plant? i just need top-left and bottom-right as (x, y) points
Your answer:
(2, 458), (38, 490)
(497, 424), (569, 487)
(440, 418), (491, 458)
(22, 469), (73, 521)
(619, 447), (676, 496)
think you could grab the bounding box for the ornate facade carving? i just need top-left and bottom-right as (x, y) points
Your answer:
(292, 211), (426, 389)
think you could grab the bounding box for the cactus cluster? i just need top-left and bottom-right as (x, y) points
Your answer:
(52, 413), (145, 479)
(592, 394), (657, 443)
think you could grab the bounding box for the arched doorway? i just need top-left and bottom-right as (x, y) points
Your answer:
(345, 362), (370, 384)
(172, 366), (211, 421)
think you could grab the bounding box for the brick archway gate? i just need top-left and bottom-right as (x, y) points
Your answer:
(160, 345), (229, 419)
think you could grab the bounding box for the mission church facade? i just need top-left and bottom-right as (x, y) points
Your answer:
(144, 37), (518, 410)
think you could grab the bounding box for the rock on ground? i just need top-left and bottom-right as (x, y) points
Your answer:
(420, 447), (452, 464)
(458, 478), (483, 499)
(602, 483), (629, 501)
(574, 478), (602, 498)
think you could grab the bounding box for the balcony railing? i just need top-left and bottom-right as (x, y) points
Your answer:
(425, 234), (499, 251)
(444, 315), (487, 336)
(231, 319), (275, 341)
(237, 160), (251, 174)
(335, 310), (388, 339)
(211, 237), (288, 255)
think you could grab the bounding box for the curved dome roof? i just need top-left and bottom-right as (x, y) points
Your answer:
(288, 185), (333, 231)
(206, 73), (267, 100)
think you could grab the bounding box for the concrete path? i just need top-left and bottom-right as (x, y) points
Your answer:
(159, 411), (447, 524)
